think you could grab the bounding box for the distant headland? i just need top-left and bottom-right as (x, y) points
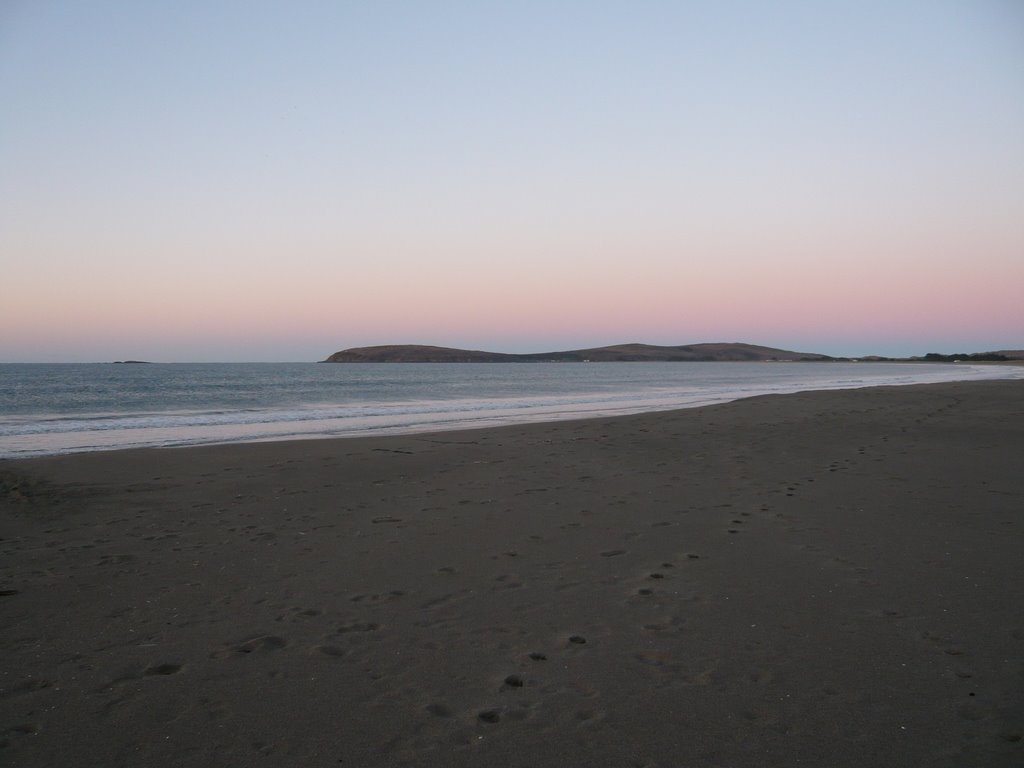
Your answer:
(323, 343), (1024, 364)
(323, 343), (834, 363)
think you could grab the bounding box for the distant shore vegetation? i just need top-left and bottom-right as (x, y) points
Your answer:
(921, 352), (1012, 363)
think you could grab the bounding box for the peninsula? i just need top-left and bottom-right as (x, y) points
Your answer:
(323, 342), (833, 363)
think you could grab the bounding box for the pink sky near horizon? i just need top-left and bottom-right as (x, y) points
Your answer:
(1, 1), (1022, 362)
(5, 240), (1020, 360)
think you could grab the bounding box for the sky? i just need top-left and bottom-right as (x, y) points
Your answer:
(1, 1), (1022, 362)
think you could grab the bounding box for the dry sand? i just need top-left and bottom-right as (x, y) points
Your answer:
(1, 380), (1022, 767)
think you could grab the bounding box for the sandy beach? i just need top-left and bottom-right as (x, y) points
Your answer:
(1, 379), (1022, 767)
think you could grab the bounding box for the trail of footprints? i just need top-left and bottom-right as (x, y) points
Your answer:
(444, 542), (713, 729)
(12, 560), (1010, 758)
(126, 533), (717, 734)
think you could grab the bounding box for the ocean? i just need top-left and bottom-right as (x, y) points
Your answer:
(0, 361), (1018, 458)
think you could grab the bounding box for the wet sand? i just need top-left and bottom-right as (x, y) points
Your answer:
(1, 380), (1022, 767)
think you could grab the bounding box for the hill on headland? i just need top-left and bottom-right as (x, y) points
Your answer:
(323, 343), (835, 363)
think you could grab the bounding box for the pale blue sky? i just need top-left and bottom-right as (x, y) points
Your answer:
(2, 1), (1022, 361)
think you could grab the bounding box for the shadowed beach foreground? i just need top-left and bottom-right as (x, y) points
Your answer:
(1, 380), (1022, 767)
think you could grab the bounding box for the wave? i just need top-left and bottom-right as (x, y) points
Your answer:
(1, 363), (1017, 457)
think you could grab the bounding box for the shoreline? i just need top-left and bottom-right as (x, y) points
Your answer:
(2, 379), (1022, 766)
(2, 362), (1020, 460)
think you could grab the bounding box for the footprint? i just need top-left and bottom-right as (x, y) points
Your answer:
(144, 663), (182, 676)
(235, 635), (287, 654)
(280, 608), (321, 623)
(350, 591), (404, 603)
(5, 723), (39, 738)
(97, 553), (135, 565)
(956, 702), (988, 721)
(7, 678), (54, 696)
(336, 622), (380, 634)
(315, 645), (346, 658)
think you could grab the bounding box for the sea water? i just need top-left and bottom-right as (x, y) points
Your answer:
(0, 362), (1019, 458)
